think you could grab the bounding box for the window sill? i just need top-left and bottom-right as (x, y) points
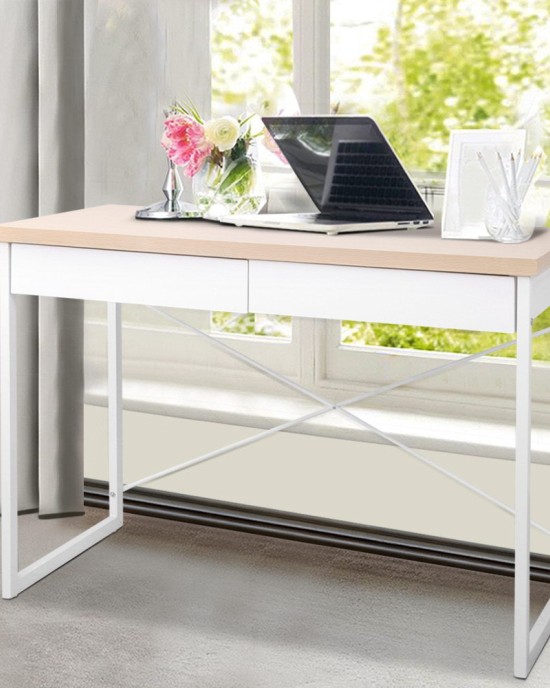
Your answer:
(86, 378), (550, 464)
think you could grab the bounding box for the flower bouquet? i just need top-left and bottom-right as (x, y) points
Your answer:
(162, 102), (266, 217)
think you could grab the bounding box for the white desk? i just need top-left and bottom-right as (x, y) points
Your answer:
(1, 204), (550, 678)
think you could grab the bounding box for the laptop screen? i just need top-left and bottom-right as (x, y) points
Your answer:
(263, 115), (432, 221)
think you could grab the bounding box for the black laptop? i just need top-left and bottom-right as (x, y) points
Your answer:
(221, 115), (434, 235)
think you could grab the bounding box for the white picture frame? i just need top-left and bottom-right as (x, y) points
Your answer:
(442, 129), (526, 240)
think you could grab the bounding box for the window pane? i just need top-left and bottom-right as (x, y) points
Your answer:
(211, 312), (292, 339)
(211, 0), (293, 117)
(341, 306), (550, 361)
(330, 0), (550, 175)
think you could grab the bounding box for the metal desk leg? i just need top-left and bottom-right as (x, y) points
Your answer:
(515, 276), (533, 677)
(107, 303), (124, 526)
(0, 242), (124, 597)
(1, 244), (20, 599)
(514, 276), (550, 677)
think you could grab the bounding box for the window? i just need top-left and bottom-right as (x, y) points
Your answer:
(328, 0), (550, 374)
(84, 0), (550, 425)
(209, 0), (550, 414)
(329, 0), (550, 397)
(86, 303), (299, 391)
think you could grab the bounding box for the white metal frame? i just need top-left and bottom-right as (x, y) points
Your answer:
(2, 241), (550, 679)
(514, 276), (550, 678)
(0, 246), (124, 598)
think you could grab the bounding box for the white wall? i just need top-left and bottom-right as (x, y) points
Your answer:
(84, 405), (550, 556)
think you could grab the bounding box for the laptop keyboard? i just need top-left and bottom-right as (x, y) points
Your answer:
(328, 141), (419, 207)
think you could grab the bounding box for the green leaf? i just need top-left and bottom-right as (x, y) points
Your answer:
(217, 158), (253, 195)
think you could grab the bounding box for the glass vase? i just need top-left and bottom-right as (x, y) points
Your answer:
(192, 142), (266, 218)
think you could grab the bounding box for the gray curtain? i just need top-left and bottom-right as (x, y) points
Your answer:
(0, 0), (85, 517)
(1, 0), (212, 514)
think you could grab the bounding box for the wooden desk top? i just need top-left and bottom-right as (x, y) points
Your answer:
(1, 204), (549, 276)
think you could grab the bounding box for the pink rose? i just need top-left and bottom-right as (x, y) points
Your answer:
(161, 115), (213, 177)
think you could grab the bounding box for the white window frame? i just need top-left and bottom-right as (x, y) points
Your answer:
(320, 319), (550, 412)
(85, 302), (302, 397)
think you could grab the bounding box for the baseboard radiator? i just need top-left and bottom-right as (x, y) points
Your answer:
(84, 479), (550, 583)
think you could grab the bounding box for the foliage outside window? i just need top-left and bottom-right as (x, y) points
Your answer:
(212, 312), (291, 339)
(211, 0), (293, 117)
(331, 0), (550, 175)
(342, 308), (550, 361)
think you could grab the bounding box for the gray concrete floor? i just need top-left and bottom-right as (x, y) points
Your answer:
(2, 509), (550, 687)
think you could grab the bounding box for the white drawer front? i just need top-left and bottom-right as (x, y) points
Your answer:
(249, 261), (516, 333)
(12, 245), (249, 312)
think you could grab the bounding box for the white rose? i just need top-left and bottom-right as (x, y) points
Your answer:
(204, 116), (240, 152)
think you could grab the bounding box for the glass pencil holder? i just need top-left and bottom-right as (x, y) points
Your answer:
(484, 186), (536, 244)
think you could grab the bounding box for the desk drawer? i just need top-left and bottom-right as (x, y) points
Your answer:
(11, 245), (249, 312)
(249, 261), (516, 333)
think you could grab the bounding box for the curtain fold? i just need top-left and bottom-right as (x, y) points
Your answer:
(38, 298), (84, 518)
(0, 0), (85, 517)
(1, 0), (213, 515)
